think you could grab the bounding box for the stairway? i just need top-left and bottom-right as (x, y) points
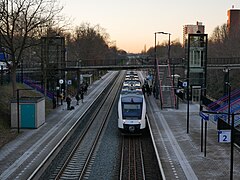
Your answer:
(157, 60), (175, 108)
(23, 77), (54, 99)
(207, 89), (240, 126)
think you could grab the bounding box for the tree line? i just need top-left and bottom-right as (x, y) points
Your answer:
(0, 0), (239, 100)
(207, 23), (240, 98)
(0, 0), (127, 98)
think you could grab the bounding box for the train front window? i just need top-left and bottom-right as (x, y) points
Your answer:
(122, 103), (142, 119)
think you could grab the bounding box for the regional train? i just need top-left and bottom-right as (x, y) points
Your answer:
(118, 71), (147, 134)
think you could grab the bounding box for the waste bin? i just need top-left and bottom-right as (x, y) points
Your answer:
(11, 97), (45, 129)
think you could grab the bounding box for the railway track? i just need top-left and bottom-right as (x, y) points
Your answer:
(56, 74), (123, 179)
(120, 136), (146, 180)
(28, 71), (125, 179)
(52, 71), (124, 179)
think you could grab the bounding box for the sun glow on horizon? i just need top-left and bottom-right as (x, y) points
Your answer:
(61, 0), (240, 53)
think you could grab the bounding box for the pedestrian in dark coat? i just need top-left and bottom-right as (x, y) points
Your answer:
(146, 83), (150, 96)
(66, 95), (71, 110)
(80, 91), (84, 103)
(52, 95), (56, 109)
(60, 92), (64, 105)
(75, 93), (80, 105)
(85, 82), (89, 94)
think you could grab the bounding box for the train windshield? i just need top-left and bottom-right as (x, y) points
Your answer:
(122, 103), (142, 119)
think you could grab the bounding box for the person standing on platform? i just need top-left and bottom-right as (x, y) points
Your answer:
(60, 92), (64, 105)
(52, 95), (56, 109)
(75, 93), (80, 105)
(85, 82), (89, 94)
(66, 95), (71, 110)
(80, 90), (84, 103)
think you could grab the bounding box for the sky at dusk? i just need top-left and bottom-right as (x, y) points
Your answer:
(61, 0), (240, 53)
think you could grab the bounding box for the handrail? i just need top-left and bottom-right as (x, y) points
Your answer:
(156, 59), (163, 108)
(208, 89), (240, 109)
(23, 78), (54, 99)
(212, 97), (240, 112)
(167, 61), (176, 108)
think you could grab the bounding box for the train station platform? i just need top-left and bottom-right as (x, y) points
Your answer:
(0, 71), (118, 179)
(146, 95), (240, 179)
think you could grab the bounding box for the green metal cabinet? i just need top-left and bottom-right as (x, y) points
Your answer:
(20, 104), (36, 128)
(11, 97), (45, 129)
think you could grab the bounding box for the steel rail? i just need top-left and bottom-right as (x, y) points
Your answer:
(120, 136), (146, 180)
(119, 137), (124, 180)
(53, 71), (124, 179)
(78, 71), (124, 179)
(139, 140), (146, 180)
(55, 84), (111, 179)
(27, 72), (119, 180)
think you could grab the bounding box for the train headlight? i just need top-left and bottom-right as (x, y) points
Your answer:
(123, 120), (126, 124)
(138, 120), (141, 123)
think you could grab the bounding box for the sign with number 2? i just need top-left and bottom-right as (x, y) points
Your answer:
(218, 130), (231, 143)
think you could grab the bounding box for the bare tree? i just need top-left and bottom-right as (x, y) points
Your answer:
(0, 0), (63, 97)
(67, 23), (110, 66)
(210, 24), (228, 43)
(209, 23), (240, 57)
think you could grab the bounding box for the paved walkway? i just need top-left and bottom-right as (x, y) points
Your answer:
(147, 95), (240, 179)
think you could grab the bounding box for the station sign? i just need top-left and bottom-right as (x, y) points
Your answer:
(182, 81), (188, 87)
(199, 111), (209, 121)
(178, 80), (187, 88)
(218, 130), (231, 143)
(59, 79), (64, 84)
(67, 80), (72, 85)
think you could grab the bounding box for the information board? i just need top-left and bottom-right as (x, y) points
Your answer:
(218, 130), (231, 143)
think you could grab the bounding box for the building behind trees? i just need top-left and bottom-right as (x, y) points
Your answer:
(183, 22), (205, 47)
(227, 8), (240, 38)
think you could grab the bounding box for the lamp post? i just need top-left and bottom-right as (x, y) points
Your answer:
(77, 59), (82, 91)
(157, 32), (171, 62)
(223, 67), (230, 95)
(21, 58), (23, 83)
(167, 33), (171, 62)
(159, 32), (175, 108)
(228, 85), (233, 180)
(222, 67), (233, 179)
(187, 35), (190, 134)
(154, 32), (160, 99)
(154, 31), (171, 103)
(223, 67), (231, 124)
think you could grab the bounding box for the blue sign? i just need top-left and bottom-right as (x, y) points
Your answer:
(182, 81), (188, 87)
(199, 111), (209, 121)
(0, 53), (6, 61)
(0, 52), (9, 61)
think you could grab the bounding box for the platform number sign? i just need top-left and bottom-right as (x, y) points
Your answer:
(218, 130), (231, 143)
